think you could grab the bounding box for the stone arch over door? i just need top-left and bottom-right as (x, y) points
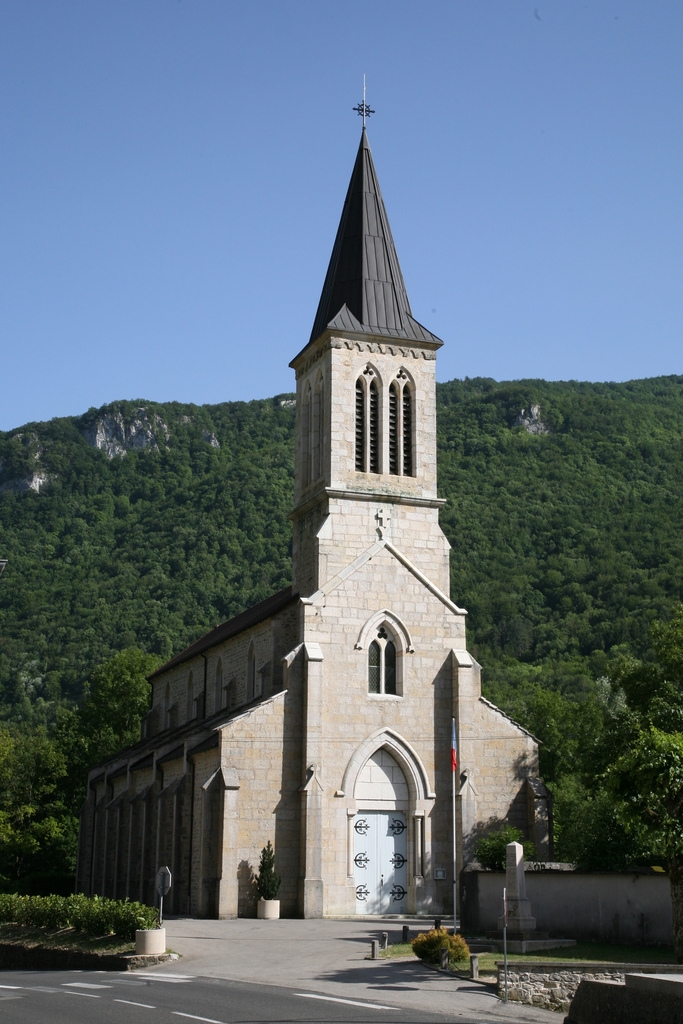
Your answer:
(342, 729), (435, 913)
(354, 749), (409, 808)
(341, 728), (434, 803)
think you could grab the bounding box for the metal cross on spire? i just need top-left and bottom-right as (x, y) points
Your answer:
(353, 75), (375, 129)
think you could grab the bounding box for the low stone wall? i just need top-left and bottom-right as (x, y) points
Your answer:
(462, 868), (673, 945)
(496, 962), (683, 1014)
(0, 941), (174, 971)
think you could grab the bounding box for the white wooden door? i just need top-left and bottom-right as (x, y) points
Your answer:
(354, 811), (408, 914)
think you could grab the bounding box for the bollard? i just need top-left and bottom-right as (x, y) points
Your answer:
(402, 925), (410, 943)
(469, 954), (479, 980)
(440, 947), (449, 971)
(371, 939), (379, 959)
(381, 931), (388, 950)
(434, 917), (442, 931)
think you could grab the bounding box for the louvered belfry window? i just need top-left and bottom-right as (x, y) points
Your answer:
(389, 382), (399, 475)
(355, 380), (366, 472)
(311, 382), (322, 482)
(402, 387), (413, 476)
(355, 370), (414, 478)
(301, 385), (311, 488)
(369, 380), (380, 473)
(317, 381), (324, 478)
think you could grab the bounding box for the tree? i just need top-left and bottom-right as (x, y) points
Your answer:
(0, 725), (75, 891)
(474, 825), (534, 870)
(605, 606), (683, 962)
(608, 728), (683, 962)
(79, 649), (161, 761)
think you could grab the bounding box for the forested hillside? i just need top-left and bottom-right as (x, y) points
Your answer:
(1, 375), (682, 887)
(1, 376), (682, 717)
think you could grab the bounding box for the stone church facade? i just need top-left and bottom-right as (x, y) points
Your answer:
(77, 129), (551, 919)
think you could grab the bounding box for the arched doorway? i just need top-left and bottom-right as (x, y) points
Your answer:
(353, 749), (409, 914)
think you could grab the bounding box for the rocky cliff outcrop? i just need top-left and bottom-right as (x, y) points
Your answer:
(81, 408), (169, 459)
(0, 433), (51, 493)
(513, 404), (550, 435)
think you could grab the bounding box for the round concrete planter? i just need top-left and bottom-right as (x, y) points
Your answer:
(257, 899), (280, 920)
(135, 928), (166, 955)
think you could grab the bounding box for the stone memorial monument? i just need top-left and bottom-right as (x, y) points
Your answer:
(495, 840), (576, 953)
(498, 841), (537, 937)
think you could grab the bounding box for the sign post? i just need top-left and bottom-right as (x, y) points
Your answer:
(451, 718), (458, 932)
(502, 886), (508, 1003)
(155, 865), (172, 925)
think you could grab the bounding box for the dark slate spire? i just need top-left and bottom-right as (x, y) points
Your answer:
(308, 130), (442, 348)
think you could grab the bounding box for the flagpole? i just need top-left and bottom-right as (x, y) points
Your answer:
(452, 717), (457, 932)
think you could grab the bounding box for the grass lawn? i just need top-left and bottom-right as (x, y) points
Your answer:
(380, 940), (677, 976)
(0, 922), (135, 955)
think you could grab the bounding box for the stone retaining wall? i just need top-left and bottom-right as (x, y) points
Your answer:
(0, 941), (174, 971)
(496, 962), (683, 1014)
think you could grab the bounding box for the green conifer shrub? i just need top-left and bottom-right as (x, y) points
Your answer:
(254, 841), (281, 900)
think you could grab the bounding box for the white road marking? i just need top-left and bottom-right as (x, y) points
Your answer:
(172, 1014), (227, 1024)
(295, 992), (394, 1011)
(62, 990), (101, 998)
(63, 982), (112, 989)
(115, 998), (157, 1008)
(0, 985), (22, 989)
(134, 974), (194, 983)
(135, 973), (194, 979)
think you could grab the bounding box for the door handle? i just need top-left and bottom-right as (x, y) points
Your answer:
(380, 875), (384, 887)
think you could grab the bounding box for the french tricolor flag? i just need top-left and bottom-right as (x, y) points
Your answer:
(451, 719), (458, 772)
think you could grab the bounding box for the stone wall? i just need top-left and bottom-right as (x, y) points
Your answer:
(497, 963), (683, 1014)
(462, 868), (673, 946)
(149, 601), (299, 729)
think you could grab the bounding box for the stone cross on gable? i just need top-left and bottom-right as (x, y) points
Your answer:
(375, 507), (391, 539)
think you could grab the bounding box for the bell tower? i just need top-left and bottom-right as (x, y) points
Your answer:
(290, 130), (450, 599)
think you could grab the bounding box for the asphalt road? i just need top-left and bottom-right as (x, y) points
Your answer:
(0, 969), (480, 1024)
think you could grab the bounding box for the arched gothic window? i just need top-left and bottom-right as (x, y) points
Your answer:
(368, 626), (398, 695)
(225, 678), (236, 710)
(164, 682), (171, 729)
(301, 384), (312, 489)
(355, 370), (381, 475)
(388, 373), (415, 478)
(355, 379), (366, 472)
(369, 379), (379, 473)
(402, 386), (413, 476)
(214, 659), (223, 713)
(311, 375), (324, 482)
(318, 381), (325, 475)
(246, 643), (255, 701)
(389, 381), (399, 475)
(186, 671), (194, 721)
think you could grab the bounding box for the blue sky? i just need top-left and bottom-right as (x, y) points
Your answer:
(1, 1), (682, 431)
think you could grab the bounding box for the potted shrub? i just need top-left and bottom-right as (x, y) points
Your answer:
(133, 902), (165, 956)
(255, 841), (281, 919)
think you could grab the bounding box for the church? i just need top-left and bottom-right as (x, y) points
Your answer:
(77, 127), (551, 919)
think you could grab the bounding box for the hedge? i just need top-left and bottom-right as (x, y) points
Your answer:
(0, 893), (158, 940)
